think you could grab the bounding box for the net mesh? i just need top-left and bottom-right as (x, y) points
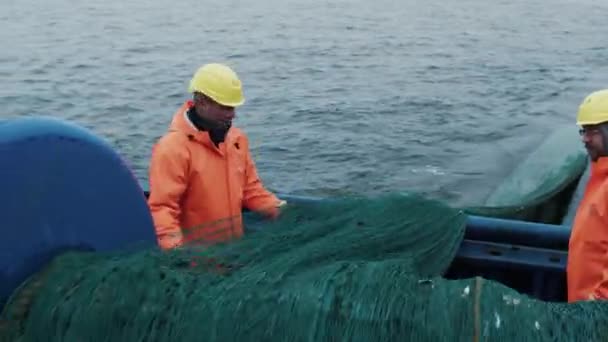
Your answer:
(2, 193), (608, 341)
(465, 125), (588, 224)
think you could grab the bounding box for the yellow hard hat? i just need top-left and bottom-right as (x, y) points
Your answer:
(188, 63), (245, 107)
(577, 89), (608, 126)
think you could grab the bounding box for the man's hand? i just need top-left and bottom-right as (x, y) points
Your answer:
(268, 199), (287, 220)
(253, 199), (287, 220)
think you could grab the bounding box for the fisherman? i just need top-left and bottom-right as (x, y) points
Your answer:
(147, 63), (286, 250)
(567, 88), (608, 302)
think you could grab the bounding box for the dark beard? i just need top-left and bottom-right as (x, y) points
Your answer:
(187, 107), (231, 146)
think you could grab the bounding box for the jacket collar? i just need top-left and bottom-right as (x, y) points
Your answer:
(591, 157), (608, 178)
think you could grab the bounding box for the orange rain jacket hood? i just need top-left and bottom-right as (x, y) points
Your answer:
(567, 157), (608, 302)
(148, 100), (281, 250)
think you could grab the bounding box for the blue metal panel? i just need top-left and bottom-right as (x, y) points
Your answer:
(465, 215), (571, 250)
(0, 117), (157, 309)
(455, 239), (566, 273)
(448, 240), (567, 302)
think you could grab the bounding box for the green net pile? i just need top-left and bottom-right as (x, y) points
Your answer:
(2, 193), (608, 341)
(465, 125), (588, 224)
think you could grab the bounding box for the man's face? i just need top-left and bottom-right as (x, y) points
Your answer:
(194, 93), (236, 129)
(580, 124), (605, 162)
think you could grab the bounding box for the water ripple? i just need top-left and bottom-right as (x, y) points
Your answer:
(1, 0), (606, 206)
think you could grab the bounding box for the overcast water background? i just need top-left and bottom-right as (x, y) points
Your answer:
(2, 0), (608, 207)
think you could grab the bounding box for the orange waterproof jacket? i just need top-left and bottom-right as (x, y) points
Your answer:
(567, 157), (608, 302)
(147, 100), (281, 250)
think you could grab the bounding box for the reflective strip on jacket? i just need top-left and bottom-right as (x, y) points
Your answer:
(147, 100), (280, 249)
(567, 157), (608, 302)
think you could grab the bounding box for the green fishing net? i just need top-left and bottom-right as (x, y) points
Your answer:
(465, 125), (588, 224)
(2, 193), (607, 341)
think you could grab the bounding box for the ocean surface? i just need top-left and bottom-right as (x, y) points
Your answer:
(2, 0), (608, 207)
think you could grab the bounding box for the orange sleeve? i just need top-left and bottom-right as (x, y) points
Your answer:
(242, 143), (281, 217)
(589, 241), (608, 300)
(147, 135), (189, 250)
(590, 193), (608, 300)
